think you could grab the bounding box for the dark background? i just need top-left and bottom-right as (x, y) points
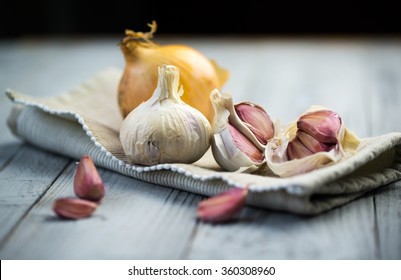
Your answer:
(1, 0), (400, 37)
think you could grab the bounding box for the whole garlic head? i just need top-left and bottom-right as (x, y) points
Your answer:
(119, 64), (212, 165)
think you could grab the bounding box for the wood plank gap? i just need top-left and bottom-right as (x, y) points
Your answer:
(178, 193), (202, 259)
(0, 159), (72, 251)
(162, 188), (174, 205)
(373, 196), (382, 259)
(179, 219), (200, 260)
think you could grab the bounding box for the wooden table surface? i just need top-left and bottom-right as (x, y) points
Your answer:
(1, 36), (401, 260)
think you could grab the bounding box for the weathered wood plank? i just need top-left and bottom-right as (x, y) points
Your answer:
(365, 42), (401, 259)
(186, 196), (378, 259)
(0, 39), (124, 98)
(0, 146), (69, 244)
(372, 181), (401, 259)
(0, 161), (202, 259)
(368, 41), (401, 135)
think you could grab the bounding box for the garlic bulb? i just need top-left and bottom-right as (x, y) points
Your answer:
(119, 64), (212, 165)
(265, 106), (360, 177)
(118, 21), (228, 122)
(210, 89), (274, 172)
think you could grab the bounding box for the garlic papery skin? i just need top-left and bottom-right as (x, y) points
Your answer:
(119, 64), (212, 165)
(118, 21), (228, 123)
(210, 89), (271, 172)
(265, 106), (360, 177)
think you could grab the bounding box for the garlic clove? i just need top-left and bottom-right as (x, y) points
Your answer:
(210, 89), (266, 172)
(297, 131), (332, 154)
(212, 127), (262, 172)
(297, 110), (341, 144)
(53, 198), (98, 220)
(197, 186), (248, 223)
(73, 155), (105, 202)
(286, 136), (314, 160)
(234, 102), (274, 145)
(228, 123), (264, 163)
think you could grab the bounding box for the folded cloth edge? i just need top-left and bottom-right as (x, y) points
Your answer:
(5, 68), (401, 214)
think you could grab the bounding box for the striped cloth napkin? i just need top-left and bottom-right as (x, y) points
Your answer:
(6, 68), (401, 214)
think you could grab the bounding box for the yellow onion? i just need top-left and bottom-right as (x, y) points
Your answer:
(118, 21), (229, 122)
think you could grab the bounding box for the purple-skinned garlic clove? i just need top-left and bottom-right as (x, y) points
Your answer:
(53, 198), (98, 220)
(73, 155), (105, 202)
(197, 186), (249, 223)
